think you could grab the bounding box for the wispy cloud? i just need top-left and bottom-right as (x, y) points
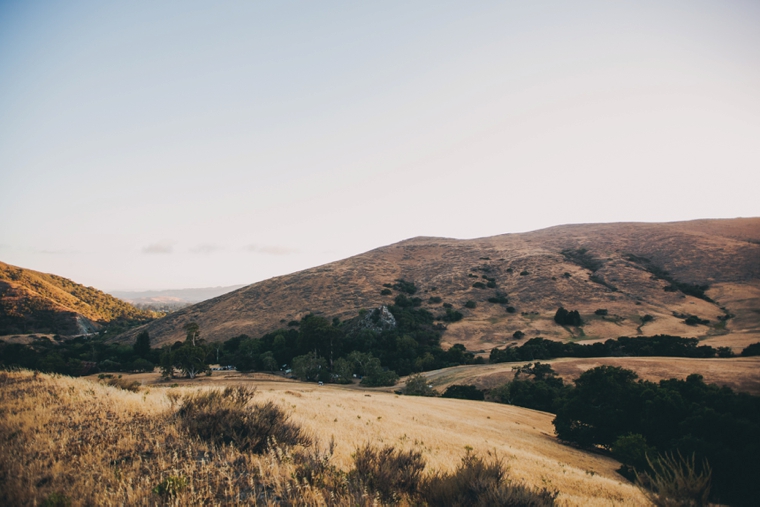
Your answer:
(190, 243), (223, 254)
(142, 241), (175, 254)
(244, 244), (299, 256)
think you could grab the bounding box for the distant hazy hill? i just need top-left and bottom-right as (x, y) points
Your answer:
(0, 262), (157, 336)
(114, 218), (760, 350)
(110, 285), (246, 307)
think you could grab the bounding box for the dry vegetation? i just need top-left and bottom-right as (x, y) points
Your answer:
(410, 356), (760, 396)
(0, 261), (157, 336)
(0, 370), (648, 506)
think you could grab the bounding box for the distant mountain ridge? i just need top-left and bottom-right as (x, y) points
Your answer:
(0, 262), (157, 336)
(110, 285), (246, 305)
(113, 218), (760, 350)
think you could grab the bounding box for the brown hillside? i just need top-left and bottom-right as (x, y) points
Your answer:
(0, 262), (158, 335)
(115, 218), (760, 349)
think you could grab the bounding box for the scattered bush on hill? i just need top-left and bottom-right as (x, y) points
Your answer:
(465, 300), (477, 309)
(561, 248), (603, 272)
(683, 315), (710, 326)
(441, 309), (464, 322)
(472, 282), (486, 289)
(553, 307), (582, 327)
(487, 294), (509, 304)
(392, 279), (418, 295)
(594, 309), (608, 316)
(625, 254), (713, 303)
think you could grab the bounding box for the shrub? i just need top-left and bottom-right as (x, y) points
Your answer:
(554, 307), (582, 326)
(176, 386), (307, 453)
(104, 377), (141, 392)
(488, 294), (509, 304)
(442, 309), (463, 322)
(380, 288), (392, 295)
(636, 452), (711, 507)
(512, 330), (525, 340)
(641, 314), (654, 323)
(520, 271), (530, 276)
(421, 451), (557, 506)
(360, 369), (399, 387)
(350, 444), (425, 502)
(472, 282), (486, 289)
(403, 374), (438, 396)
(428, 296), (442, 304)
(152, 475), (188, 497)
(486, 281), (497, 288)
(42, 492), (71, 507)
(505, 306), (516, 313)
(131, 358), (154, 372)
(741, 342), (760, 356)
(594, 309), (608, 316)
(465, 300), (477, 309)
(684, 315), (709, 326)
(442, 385), (485, 401)
(393, 279), (418, 295)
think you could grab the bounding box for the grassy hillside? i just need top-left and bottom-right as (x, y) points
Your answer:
(407, 356), (760, 396)
(0, 369), (647, 506)
(115, 218), (760, 349)
(0, 261), (158, 335)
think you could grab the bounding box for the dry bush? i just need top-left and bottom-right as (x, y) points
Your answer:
(104, 376), (141, 392)
(176, 385), (308, 453)
(637, 452), (711, 507)
(421, 450), (557, 507)
(349, 443), (426, 502)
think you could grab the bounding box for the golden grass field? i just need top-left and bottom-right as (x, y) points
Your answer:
(407, 356), (760, 396)
(0, 370), (650, 506)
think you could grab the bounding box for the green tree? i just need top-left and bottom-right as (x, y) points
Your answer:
(260, 351), (278, 372)
(184, 322), (200, 346)
(133, 331), (151, 358)
(174, 344), (207, 379)
(292, 353), (328, 382)
(159, 349), (174, 378)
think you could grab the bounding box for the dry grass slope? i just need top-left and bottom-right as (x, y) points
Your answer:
(0, 370), (648, 506)
(0, 261), (157, 335)
(115, 218), (760, 352)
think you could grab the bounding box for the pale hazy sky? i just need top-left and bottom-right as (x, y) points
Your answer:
(1, 1), (759, 291)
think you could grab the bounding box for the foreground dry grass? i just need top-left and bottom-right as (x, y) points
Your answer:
(0, 370), (648, 506)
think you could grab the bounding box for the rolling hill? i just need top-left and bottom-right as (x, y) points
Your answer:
(114, 218), (760, 350)
(0, 262), (158, 336)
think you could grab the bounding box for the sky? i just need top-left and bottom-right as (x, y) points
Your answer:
(1, 1), (759, 291)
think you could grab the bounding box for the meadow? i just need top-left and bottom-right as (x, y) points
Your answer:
(0, 369), (648, 506)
